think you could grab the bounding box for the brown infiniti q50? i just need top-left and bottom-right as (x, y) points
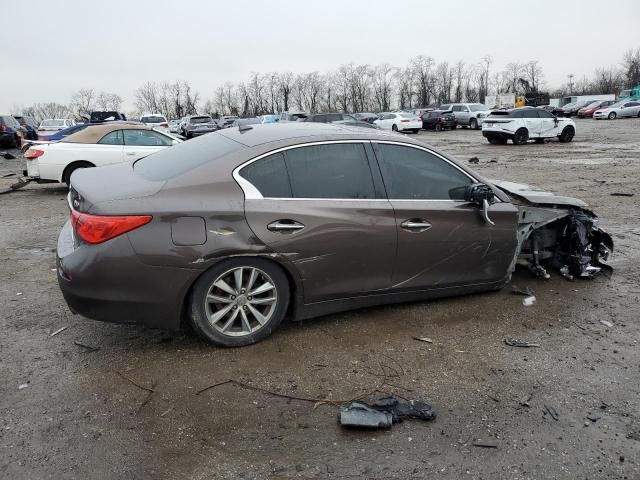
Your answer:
(57, 123), (612, 346)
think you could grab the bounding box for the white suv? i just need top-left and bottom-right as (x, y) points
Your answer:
(439, 103), (492, 129)
(140, 114), (169, 131)
(482, 107), (576, 145)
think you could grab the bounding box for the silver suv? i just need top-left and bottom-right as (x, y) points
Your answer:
(439, 103), (492, 129)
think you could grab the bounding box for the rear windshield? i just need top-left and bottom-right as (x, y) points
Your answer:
(398, 113), (415, 118)
(41, 119), (66, 127)
(134, 131), (243, 181)
(190, 116), (212, 124)
(141, 116), (165, 123)
(469, 104), (487, 112)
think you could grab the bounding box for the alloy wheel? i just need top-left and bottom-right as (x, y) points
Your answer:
(204, 266), (278, 337)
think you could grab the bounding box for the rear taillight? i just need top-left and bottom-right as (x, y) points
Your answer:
(400, 119), (410, 123)
(70, 210), (152, 244)
(24, 148), (45, 159)
(38, 128), (46, 132)
(439, 117), (445, 122)
(160, 123), (169, 128)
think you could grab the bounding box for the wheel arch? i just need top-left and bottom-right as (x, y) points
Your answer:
(179, 254), (302, 329)
(61, 160), (95, 183)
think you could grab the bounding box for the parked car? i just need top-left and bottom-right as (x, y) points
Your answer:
(0, 115), (24, 147)
(23, 124), (181, 185)
(260, 114), (280, 123)
(482, 107), (576, 145)
(421, 110), (456, 131)
(56, 123), (613, 347)
(561, 100), (593, 117)
(277, 111), (308, 122)
(168, 119), (182, 133)
(374, 112), (421, 133)
(577, 100), (616, 118)
(38, 119), (76, 138)
(181, 115), (218, 138)
(140, 114), (169, 131)
(35, 123), (89, 142)
(13, 115), (39, 140)
(90, 111), (127, 123)
(216, 116), (239, 129)
(304, 113), (359, 123)
(438, 103), (491, 129)
(539, 105), (564, 116)
(353, 112), (380, 124)
(593, 100), (640, 120)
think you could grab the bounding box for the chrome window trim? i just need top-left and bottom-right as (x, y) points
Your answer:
(233, 138), (487, 203)
(232, 140), (372, 200)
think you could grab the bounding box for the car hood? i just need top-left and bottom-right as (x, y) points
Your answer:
(71, 162), (165, 214)
(490, 179), (588, 208)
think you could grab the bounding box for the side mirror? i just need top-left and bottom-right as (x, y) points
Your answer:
(464, 183), (496, 225)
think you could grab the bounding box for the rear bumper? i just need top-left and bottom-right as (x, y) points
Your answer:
(56, 220), (197, 330)
(482, 130), (514, 141)
(398, 122), (422, 131)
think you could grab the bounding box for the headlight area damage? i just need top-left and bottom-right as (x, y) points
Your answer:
(492, 180), (614, 280)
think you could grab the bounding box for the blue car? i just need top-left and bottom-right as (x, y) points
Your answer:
(0, 115), (24, 147)
(39, 123), (88, 141)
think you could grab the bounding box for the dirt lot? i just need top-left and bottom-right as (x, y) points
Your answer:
(1, 119), (639, 480)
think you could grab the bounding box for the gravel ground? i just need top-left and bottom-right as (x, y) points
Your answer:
(1, 118), (639, 480)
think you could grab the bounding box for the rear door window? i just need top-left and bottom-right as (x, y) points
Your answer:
(98, 130), (124, 145)
(374, 143), (473, 200)
(123, 129), (173, 146)
(283, 143), (376, 199)
(240, 153), (292, 198)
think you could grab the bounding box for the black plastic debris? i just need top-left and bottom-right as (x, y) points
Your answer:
(543, 404), (559, 421)
(610, 192), (634, 197)
(473, 439), (498, 448)
(2, 152), (16, 160)
(504, 338), (540, 348)
(339, 395), (436, 429)
(468, 156), (479, 164)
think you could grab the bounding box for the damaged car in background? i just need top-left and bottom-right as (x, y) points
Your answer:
(56, 123), (613, 347)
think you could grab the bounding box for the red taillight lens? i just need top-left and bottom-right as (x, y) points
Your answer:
(439, 117), (445, 122)
(160, 123), (169, 127)
(24, 148), (44, 159)
(70, 210), (152, 244)
(400, 119), (410, 123)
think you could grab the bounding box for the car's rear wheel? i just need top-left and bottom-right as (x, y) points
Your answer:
(608, 112), (616, 120)
(558, 126), (575, 143)
(470, 118), (478, 129)
(435, 123), (442, 131)
(63, 161), (94, 186)
(513, 128), (529, 145)
(391, 124), (398, 132)
(189, 258), (290, 347)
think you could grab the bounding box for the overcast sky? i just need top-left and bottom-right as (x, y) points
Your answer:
(2, 0), (639, 113)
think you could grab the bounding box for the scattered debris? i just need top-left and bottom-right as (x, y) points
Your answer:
(522, 295), (536, 306)
(519, 393), (533, 407)
(160, 407), (174, 417)
(586, 413), (601, 423)
(511, 285), (534, 297)
(50, 326), (67, 337)
(339, 402), (393, 429)
(489, 159), (498, 163)
(136, 381), (158, 414)
(473, 439), (498, 448)
(2, 152), (16, 159)
(15, 292), (22, 296)
(543, 404), (559, 421)
(413, 336), (433, 343)
(468, 156), (480, 164)
(600, 319), (613, 328)
(339, 395), (436, 429)
(487, 394), (500, 403)
(74, 341), (100, 353)
(504, 338), (540, 348)
(115, 370), (156, 393)
(0, 177), (32, 194)
(18, 383), (29, 390)
(610, 192), (634, 197)
(2, 172), (17, 177)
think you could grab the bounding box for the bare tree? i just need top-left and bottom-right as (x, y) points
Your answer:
(371, 63), (395, 112)
(24, 103), (72, 122)
(502, 62), (522, 93)
(622, 48), (640, 88)
(410, 56), (434, 107)
(95, 92), (123, 111)
(523, 60), (544, 92)
(70, 88), (96, 118)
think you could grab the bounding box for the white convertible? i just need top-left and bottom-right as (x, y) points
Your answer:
(482, 107), (576, 145)
(23, 123), (181, 185)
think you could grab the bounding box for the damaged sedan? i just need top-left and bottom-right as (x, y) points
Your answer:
(57, 123), (613, 347)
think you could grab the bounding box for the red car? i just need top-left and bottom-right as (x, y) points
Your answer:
(578, 100), (616, 118)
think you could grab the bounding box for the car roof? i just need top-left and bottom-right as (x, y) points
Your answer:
(63, 123), (154, 144)
(215, 122), (408, 148)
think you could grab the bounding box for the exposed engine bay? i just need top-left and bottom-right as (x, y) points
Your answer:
(491, 180), (614, 280)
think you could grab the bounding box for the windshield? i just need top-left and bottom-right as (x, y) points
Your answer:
(141, 116), (166, 123)
(584, 101), (601, 109)
(469, 104), (487, 112)
(620, 89), (632, 97)
(562, 103), (576, 109)
(134, 131), (243, 181)
(41, 120), (66, 127)
(190, 116), (212, 124)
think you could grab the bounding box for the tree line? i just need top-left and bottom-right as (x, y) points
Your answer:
(12, 48), (640, 122)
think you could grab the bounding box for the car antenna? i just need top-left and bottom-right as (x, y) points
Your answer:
(238, 124), (253, 133)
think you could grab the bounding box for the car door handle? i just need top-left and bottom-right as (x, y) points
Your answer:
(401, 219), (432, 232)
(126, 151), (137, 156)
(267, 220), (305, 233)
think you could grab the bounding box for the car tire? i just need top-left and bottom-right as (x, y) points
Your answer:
(435, 124), (442, 132)
(189, 258), (290, 347)
(470, 118), (478, 129)
(512, 128), (529, 145)
(11, 134), (20, 148)
(63, 161), (94, 186)
(558, 126), (575, 143)
(608, 112), (616, 120)
(392, 124), (398, 132)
